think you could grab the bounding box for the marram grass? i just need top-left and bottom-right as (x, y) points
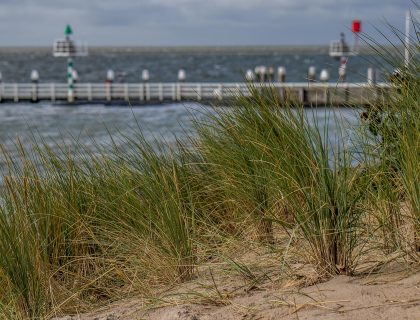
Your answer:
(0, 22), (419, 319)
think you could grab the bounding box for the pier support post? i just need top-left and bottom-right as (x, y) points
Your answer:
(178, 69), (186, 82)
(245, 69), (255, 82)
(367, 67), (376, 85)
(307, 66), (316, 104)
(320, 69), (329, 82)
(320, 69), (329, 105)
(254, 66), (260, 82)
(142, 70), (150, 82)
(31, 70), (39, 102)
(142, 70), (149, 102)
(105, 69), (114, 102)
(277, 67), (286, 101)
(277, 67), (286, 83)
(177, 69), (186, 101)
(307, 66), (316, 82)
(278, 67), (286, 101)
(299, 88), (305, 104)
(339, 59), (348, 103)
(255, 66), (267, 82)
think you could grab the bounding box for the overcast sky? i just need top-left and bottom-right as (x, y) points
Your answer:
(0, 0), (411, 46)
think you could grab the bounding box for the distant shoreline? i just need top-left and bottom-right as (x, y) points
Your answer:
(0, 45), (394, 54)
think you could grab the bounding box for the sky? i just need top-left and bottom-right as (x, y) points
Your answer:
(0, 0), (412, 46)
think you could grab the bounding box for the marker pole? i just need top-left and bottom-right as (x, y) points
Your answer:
(67, 57), (74, 102)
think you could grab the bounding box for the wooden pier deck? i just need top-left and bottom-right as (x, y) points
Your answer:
(0, 82), (391, 106)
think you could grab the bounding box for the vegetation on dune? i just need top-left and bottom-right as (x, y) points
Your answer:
(0, 19), (418, 319)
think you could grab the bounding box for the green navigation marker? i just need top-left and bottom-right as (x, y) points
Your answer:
(65, 24), (73, 36)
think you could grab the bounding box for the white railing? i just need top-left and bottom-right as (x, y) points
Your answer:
(0, 82), (392, 105)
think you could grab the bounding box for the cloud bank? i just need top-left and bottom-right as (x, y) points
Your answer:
(0, 0), (409, 45)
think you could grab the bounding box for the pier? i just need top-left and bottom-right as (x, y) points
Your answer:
(0, 82), (391, 106)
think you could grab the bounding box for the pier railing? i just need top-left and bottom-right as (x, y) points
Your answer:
(0, 82), (391, 105)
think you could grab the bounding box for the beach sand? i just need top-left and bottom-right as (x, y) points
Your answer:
(56, 260), (420, 320)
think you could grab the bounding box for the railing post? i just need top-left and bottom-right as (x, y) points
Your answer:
(196, 84), (202, 101)
(51, 83), (55, 102)
(159, 83), (163, 102)
(299, 88), (305, 104)
(176, 83), (181, 101)
(145, 83), (150, 101)
(87, 83), (92, 101)
(105, 83), (111, 102)
(14, 83), (18, 102)
(139, 83), (144, 102)
(124, 83), (129, 102)
(172, 84), (176, 101)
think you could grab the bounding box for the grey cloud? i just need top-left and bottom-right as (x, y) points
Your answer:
(0, 0), (411, 45)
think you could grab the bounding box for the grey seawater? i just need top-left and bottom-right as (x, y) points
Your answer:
(0, 46), (382, 83)
(0, 47), (368, 175)
(0, 102), (361, 165)
(0, 102), (205, 165)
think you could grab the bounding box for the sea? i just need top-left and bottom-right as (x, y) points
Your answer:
(0, 46), (377, 166)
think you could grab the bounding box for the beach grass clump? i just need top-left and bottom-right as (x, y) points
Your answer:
(104, 135), (199, 280)
(193, 89), (289, 243)
(194, 87), (367, 275)
(0, 141), (117, 318)
(359, 16), (420, 258)
(366, 72), (419, 257)
(391, 70), (420, 255)
(0, 137), (203, 318)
